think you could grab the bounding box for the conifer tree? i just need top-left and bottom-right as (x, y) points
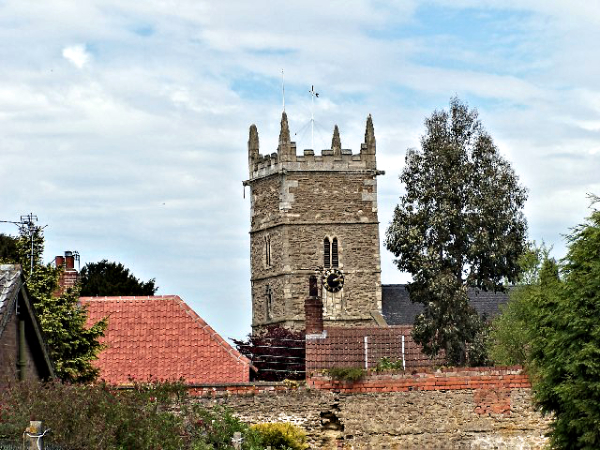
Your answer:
(528, 205), (600, 449)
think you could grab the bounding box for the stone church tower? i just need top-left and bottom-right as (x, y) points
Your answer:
(244, 112), (384, 332)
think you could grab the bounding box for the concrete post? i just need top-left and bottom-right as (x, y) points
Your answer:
(23, 421), (44, 450)
(232, 431), (242, 449)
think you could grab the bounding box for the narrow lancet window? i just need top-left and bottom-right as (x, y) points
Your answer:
(266, 285), (273, 319)
(332, 238), (339, 268)
(324, 237), (331, 268)
(265, 236), (272, 267)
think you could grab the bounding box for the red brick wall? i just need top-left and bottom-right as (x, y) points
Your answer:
(307, 366), (529, 397)
(306, 326), (445, 371)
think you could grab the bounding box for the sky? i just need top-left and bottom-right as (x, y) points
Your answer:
(1, 1), (599, 341)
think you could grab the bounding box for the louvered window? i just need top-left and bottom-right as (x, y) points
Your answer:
(324, 238), (331, 268)
(332, 238), (339, 268)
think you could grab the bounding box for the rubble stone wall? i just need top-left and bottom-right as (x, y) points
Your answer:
(189, 368), (550, 449)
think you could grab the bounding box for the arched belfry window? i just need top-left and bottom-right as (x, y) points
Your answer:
(332, 238), (339, 267)
(324, 238), (331, 268)
(323, 237), (339, 268)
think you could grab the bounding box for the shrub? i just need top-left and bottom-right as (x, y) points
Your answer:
(326, 367), (365, 382)
(374, 357), (404, 372)
(0, 380), (264, 450)
(251, 422), (308, 450)
(187, 405), (263, 450)
(0, 379), (188, 449)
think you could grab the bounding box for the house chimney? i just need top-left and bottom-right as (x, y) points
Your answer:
(64, 251), (75, 270)
(54, 250), (80, 296)
(305, 275), (323, 334)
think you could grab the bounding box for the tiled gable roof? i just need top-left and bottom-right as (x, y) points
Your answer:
(382, 284), (510, 326)
(81, 296), (250, 385)
(0, 264), (56, 381)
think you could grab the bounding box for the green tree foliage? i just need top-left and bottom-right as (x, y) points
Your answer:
(527, 208), (600, 449)
(79, 259), (157, 296)
(14, 225), (106, 382)
(0, 380), (270, 449)
(487, 244), (552, 366)
(0, 233), (19, 262)
(385, 98), (528, 366)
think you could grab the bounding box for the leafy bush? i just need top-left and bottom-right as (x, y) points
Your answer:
(251, 422), (308, 450)
(487, 244), (550, 366)
(374, 357), (404, 372)
(0, 380), (266, 450)
(187, 405), (263, 450)
(0, 380), (188, 449)
(326, 367), (365, 382)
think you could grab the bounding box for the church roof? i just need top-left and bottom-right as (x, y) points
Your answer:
(81, 295), (251, 385)
(382, 284), (511, 326)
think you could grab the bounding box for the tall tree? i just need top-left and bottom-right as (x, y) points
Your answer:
(528, 205), (600, 449)
(14, 224), (106, 382)
(79, 260), (157, 296)
(385, 98), (528, 365)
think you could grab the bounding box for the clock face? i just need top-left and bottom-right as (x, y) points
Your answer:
(323, 268), (344, 293)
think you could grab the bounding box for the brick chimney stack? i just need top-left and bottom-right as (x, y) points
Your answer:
(54, 251), (79, 296)
(305, 275), (324, 335)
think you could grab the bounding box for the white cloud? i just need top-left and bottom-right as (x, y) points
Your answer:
(62, 44), (91, 69)
(1, 0), (600, 340)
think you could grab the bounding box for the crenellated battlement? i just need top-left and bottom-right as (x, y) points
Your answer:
(246, 112), (379, 181)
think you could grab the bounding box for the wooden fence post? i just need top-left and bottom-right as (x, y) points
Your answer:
(23, 420), (44, 450)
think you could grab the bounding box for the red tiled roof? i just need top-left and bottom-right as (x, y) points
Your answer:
(81, 296), (250, 385)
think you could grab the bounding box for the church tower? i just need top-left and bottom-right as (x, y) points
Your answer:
(244, 112), (384, 332)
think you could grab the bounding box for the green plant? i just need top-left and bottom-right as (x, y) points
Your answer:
(326, 367), (365, 382)
(487, 244), (551, 366)
(251, 422), (308, 450)
(0, 379), (268, 450)
(187, 405), (264, 450)
(374, 357), (404, 372)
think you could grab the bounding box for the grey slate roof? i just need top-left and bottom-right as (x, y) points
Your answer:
(382, 284), (511, 326)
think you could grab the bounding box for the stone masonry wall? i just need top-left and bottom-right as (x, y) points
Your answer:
(188, 367), (550, 449)
(249, 171), (382, 331)
(247, 114), (382, 332)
